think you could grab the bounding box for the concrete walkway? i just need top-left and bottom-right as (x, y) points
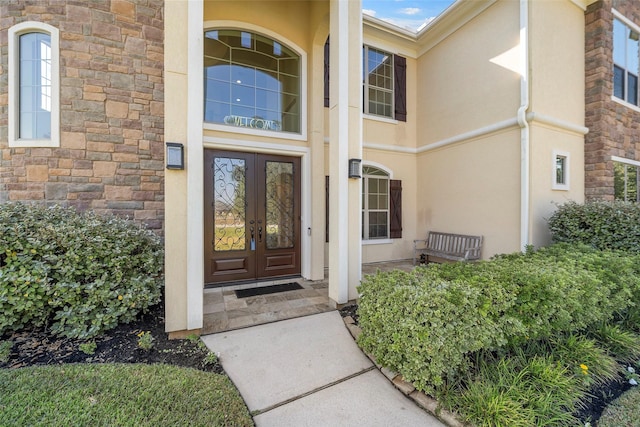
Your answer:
(202, 311), (445, 426)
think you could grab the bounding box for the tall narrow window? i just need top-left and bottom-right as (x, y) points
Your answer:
(613, 16), (640, 106)
(362, 166), (390, 240)
(552, 150), (570, 190)
(204, 29), (301, 134)
(363, 46), (394, 118)
(8, 22), (59, 147)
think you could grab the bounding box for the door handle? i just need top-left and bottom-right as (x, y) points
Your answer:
(258, 226), (263, 243)
(250, 226), (256, 251)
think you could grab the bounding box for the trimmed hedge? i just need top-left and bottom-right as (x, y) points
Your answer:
(548, 200), (640, 253)
(0, 203), (164, 339)
(356, 244), (640, 394)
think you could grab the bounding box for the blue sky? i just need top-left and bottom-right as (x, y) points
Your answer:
(361, 0), (456, 32)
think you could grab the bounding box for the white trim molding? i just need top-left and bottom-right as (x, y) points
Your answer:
(613, 9), (640, 35)
(526, 112), (589, 135)
(8, 21), (60, 148)
(612, 96), (640, 114)
(418, 117), (520, 153)
(612, 155), (640, 168)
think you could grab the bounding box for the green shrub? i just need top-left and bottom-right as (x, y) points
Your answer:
(0, 203), (164, 339)
(357, 244), (640, 394)
(548, 200), (640, 253)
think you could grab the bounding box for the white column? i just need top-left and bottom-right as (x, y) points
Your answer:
(186, 0), (204, 330)
(329, 0), (362, 304)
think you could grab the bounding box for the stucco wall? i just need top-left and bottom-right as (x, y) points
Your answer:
(528, 0), (587, 247)
(414, 0), (521, 258)
(417, 0), (521, 145)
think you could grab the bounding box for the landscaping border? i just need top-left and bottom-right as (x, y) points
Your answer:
(342, 315), (466, 427)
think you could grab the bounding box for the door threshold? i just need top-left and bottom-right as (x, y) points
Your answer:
(204, 275), (301, 291)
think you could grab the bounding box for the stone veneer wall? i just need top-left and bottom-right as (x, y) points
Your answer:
(0, 0), (164, 230)
(585, 0), (640, 200)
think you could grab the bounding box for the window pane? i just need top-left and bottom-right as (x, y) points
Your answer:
(614, 65), (625, 99)
(614, 19), (627, 66)
(19, 32), (51, 140)
(628, 29), (639, 75)
(205, 101), (230, 123)
(203, 29), (300, 133)
(629, 165), (638, 202)
(368, 212), (388, 239)
(256, 70), (280, 91)
(556, 156), (566, 185)
(628, 73), (638, 105)
(213, 157), (246, 252)
(205, 79), (230, 103)
(614, 162), (626, 200)
(265, 161), (295, 249)
(231, 84), (255, 107)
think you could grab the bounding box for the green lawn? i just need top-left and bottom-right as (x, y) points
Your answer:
(0, 363), (253, 427)
(599, 386), (640, 427)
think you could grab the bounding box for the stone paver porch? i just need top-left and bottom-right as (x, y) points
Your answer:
(202, 260), (415, 335)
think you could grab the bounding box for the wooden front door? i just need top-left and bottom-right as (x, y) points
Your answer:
(204, 150), (301, 284)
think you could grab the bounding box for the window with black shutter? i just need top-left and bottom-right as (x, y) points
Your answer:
(324, 41), (407, 122)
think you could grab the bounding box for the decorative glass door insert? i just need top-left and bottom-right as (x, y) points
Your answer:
(204, 150), (301, 284)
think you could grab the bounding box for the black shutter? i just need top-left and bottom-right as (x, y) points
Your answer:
(325, 175), (330, 242)
(393, 55), (407, 122)
(324, 37), (330, 108)
(390, 179), (402, 238)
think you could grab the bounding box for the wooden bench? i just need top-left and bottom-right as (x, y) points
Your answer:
(413, 231), (483, 265)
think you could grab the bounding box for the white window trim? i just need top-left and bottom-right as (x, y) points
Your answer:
(611, 96), (640, 113)
(362, 238), (393, 246)
(552, 150), (570, 191)
(203, 21), (308, 141)
(612, 155), (640, 168)
(612, 10), (640, 107)
(8, 21), (60, 148)
(613, 9), (640, 35)
(363, 113), (398, 125)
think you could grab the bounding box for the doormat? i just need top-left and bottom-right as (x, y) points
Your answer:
(235, 282), (303, 298)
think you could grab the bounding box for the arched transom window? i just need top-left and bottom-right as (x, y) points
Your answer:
(204, 29), (301, 134)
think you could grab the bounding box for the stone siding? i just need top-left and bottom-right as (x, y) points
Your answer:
(0, 0), (164, 230)
(585, 0), (640, 200)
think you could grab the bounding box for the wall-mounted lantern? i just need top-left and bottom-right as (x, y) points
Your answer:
(166, 142), (184, 170)
(348, 158), (362, 179)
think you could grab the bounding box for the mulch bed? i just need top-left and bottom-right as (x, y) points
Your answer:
(1, 301), (223, 375)
(338, 304), (633, 426)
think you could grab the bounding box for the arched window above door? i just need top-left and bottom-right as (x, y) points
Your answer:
(204, 29), (301, 134)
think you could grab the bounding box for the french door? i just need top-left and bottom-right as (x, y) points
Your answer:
(204, 150), (301, 284)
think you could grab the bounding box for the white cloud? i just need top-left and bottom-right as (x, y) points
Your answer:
(362, 9), (377, 17)
(399, 7), (421, 16)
